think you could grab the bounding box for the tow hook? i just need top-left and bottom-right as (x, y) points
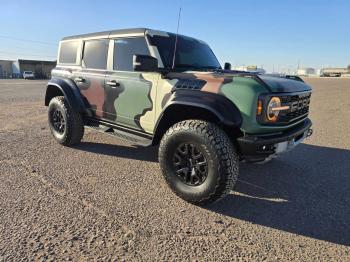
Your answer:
(307, 128), (313, 137)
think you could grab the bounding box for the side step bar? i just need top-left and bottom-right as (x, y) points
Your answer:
(85, 120), (153, 147)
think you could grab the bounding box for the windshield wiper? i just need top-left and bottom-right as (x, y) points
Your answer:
(174, 64), (220, 71)
(175, 64), (201, 69)
(203, 66), (222, 71)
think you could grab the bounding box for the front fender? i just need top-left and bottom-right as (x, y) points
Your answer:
(161, 90), (242, 127)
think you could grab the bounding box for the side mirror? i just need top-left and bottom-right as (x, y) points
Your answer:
(133, 55), (158, 72)
(224, 62), (232, 70)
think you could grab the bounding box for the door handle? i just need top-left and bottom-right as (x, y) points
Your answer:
(106, 80), (120, 88)
(74, 77), (85, 83)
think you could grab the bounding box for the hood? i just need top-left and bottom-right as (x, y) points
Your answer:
(256, 75), (312, 93)
(165, 71), (311, 94)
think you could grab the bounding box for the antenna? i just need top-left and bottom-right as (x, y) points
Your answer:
(172, 7), (182, 69)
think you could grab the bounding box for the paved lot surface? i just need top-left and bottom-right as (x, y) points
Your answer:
(0, 78), (349, 261)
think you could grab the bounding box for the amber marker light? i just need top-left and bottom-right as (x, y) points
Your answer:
(257, 100), (263, 116)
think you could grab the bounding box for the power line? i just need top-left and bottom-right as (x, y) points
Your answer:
(0, 35), (57, 46)
(0, 43), (57, 53)
(0, 51), (56, 58)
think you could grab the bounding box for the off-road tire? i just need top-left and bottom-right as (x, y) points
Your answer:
(158, 120), (239, 205)
(48, 96), (84, 146)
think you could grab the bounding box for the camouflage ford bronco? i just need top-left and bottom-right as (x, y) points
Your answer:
(45, 28), (313, 205)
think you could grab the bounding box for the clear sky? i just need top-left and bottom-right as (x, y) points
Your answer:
(0, 0), (349, 72)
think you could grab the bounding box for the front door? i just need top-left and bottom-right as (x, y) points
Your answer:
(104, 37), (159, 133)
(73, 39), (109, 119)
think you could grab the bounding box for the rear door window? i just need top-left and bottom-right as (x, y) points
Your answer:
(113, 37), (150, 71)
(82, 39), (109, 70)
(59, 41), (79, 64)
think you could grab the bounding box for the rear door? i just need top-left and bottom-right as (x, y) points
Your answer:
(104, 37), (159, 133)
(73, 39), (109, 119)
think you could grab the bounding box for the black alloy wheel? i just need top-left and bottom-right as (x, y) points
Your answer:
(50, 109), (66, 134)
(173, 143), (208, 186)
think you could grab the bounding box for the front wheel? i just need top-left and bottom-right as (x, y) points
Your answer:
(158, 120), (239, 205)
(48, 96), (84, 146)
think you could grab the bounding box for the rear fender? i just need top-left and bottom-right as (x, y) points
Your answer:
(45, 77), (92, 116)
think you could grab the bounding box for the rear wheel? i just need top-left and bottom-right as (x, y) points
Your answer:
(48, 96), (84, 146)
(158, 120), (239, 205)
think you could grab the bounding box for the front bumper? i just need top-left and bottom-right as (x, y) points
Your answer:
(237, 118), (312, 162)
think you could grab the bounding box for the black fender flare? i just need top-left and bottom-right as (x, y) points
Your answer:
(153, 90), (242, 144)
(45, 77), (91, 116)
(163, 90), (242, 126)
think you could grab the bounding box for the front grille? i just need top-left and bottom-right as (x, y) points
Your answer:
(278, 92), (311, 123)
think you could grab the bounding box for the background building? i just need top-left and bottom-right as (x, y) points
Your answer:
(321, 67), (349, 77)
(297, 68), (316, 76)
(0, 59), (56, 79)
(0, 60), (15, 78)
(18, 59), (56, 79)
(233, 65), (266, 74)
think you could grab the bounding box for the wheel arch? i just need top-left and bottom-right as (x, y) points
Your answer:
(45, 77), (91, 117)
(45, 84), (64, 105)
(152, 90), (243, 145)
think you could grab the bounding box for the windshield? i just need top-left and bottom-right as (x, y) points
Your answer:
(24, 71), (33, 74)
(149, 33), (221, 71)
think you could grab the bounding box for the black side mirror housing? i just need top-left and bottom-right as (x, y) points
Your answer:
(224, 62), (232, 70)
(133, 55), (158, 72)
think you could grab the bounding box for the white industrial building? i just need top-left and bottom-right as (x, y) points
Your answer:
(233, 65), (266, 74)
(297, 68), (316, 76)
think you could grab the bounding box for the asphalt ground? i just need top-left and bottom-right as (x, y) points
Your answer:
(0, 78), (349, 261)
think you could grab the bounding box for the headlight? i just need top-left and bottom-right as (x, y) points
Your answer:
(257, 95), (293, 124)
(267, 97), (281, 122)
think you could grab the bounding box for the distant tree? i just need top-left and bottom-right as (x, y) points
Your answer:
(348, 65), (350, 72)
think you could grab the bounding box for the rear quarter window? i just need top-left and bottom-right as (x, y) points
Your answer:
(59, 41), (79, 64)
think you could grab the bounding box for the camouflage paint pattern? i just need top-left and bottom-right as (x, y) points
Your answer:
(78, 76), (105, 118)
(110, 71), (157, 132)
(74, 69), (261, 134)
(73, 71), (157, 133)
(53, 29), (312, 137)
(73, 68), (310, 135)
(102, 79), (124, 121)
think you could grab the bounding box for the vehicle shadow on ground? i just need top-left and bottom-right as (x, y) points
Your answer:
(207, 144), (350, 246)
(74, 142), (158, 162)
(75, 141), (350, 246)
